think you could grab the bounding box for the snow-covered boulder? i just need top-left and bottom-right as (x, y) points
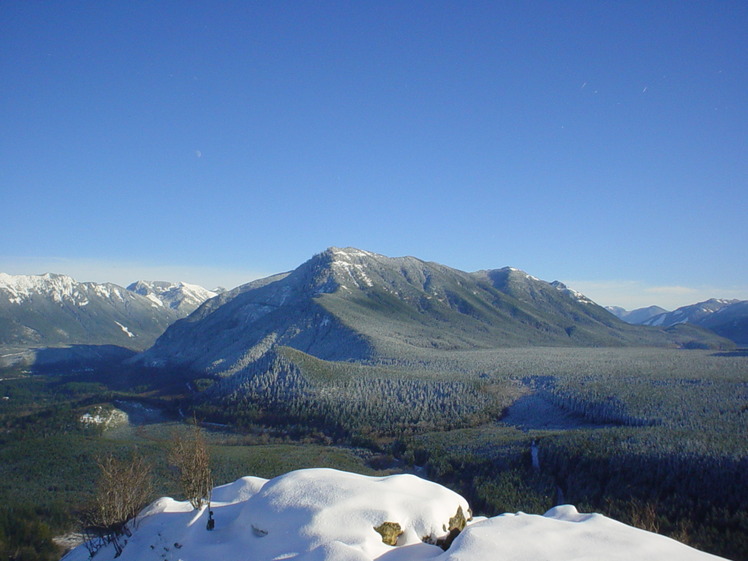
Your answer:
(62, 468), (727, 561)
(237, 468), (469, 559)
(438, 505), (726, 561)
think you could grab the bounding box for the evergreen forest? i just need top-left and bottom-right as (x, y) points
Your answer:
(0, 347), (746, 560)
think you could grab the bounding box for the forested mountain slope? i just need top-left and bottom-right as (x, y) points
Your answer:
(0, 273), (217, 368)
(0, 273), (184, 352)
(644, 299), (748, 345)
(136, 248), (729, 377)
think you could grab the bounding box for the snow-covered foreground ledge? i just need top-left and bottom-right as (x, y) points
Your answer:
(63, 468), (726, 561)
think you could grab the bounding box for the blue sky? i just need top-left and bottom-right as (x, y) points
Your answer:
(2, 1), (746, 309)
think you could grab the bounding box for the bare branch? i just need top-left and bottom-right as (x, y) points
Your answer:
(168, 421), (213, 509)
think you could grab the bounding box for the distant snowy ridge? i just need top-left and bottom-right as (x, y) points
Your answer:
(0, 273), (215, 314)
(126, 280), (217, 315)
(640, 298), (748, 345)
(0, 272), (200, 355)
(643, 299), (740, 327)
(0, 272), (123, 306)
(606, 305), (669, 324)
(63, 468), (726, 561)
(606, 300), (748, 346)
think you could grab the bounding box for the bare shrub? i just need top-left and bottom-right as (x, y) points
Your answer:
(627, 498), (660, 534)
(81, 451), (153, 557)
(168, 421), (213, 509)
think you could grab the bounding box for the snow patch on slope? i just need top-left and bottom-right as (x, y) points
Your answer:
(329, 247), (377, 289)
(114, 321), (135, 338)
(551, 281), (596, 305)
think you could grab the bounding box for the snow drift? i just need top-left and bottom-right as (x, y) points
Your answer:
(63, 468), (726, 561)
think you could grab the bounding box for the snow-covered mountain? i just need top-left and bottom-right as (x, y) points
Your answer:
(135, 247), (729, 376)
(642, 299), (748, 344)
(62, 468), (726, 561)
(695, 300), (748, 345)
(606, 305), (669, 324)
(643, 299), (738, 327)
(126, 280), (217, 315)
(0, 273), (201, 361)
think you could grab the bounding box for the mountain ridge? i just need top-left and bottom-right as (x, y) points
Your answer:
(0, 273), (216, 365)
(642, 298), (748, 345)
(606, 305), (669, 324)
(135, 247), (731, 377)
(126, 280), (218, 314)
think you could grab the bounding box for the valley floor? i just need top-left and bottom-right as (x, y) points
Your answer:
(0, 347), (746, 560)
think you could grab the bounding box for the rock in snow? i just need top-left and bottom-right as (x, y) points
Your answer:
(62, 468), (726, 561)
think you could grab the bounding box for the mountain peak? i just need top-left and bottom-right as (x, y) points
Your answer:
(126, 280), (216, 314)
(326, 246), (378, 261)
(641, 298), (748, 343)
(704, 298), (740, 306)
(0, 274), (185, 354)
(0, 271), (76, 286)
(299, 247), (400, 294)
(0, 271), (83, 305)
(136, 248), (731, 375)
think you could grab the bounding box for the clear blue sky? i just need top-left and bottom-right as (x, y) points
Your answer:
(2, 1), (746, 309)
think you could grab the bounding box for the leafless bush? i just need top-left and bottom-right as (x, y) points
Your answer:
(168, 421), (213, 509)
(627, 498), (661, 534)
(81, 451), (153, 557)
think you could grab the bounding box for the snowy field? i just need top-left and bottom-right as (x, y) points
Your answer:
(62, 468), (726, 561)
